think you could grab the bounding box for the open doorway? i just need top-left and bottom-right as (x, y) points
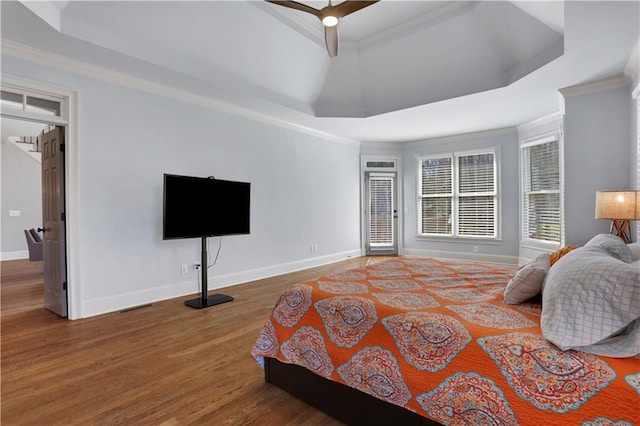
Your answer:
(1, 117), (49, 312)
(1, 96), (69, 318)
(1, 78), (76, 318)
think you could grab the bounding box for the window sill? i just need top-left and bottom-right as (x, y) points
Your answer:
(520, 239), (561, 252)
(416, 235), (503, 245)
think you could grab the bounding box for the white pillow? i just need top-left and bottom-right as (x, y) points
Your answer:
(585, 233), (634, 263)
(627, 243), (640, 261)
(541, 246), (640, 358)
(503, 254), (549, 305)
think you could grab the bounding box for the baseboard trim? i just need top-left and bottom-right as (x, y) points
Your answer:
(81, 249), (361, 318)
(1, 250), (29, 261)
(402, 248), (518, 265)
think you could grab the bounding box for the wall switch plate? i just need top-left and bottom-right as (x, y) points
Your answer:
(180, 264), (188, 274)
(8, 210), (21, 217)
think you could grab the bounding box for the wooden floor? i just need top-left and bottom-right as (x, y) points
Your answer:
(1, 257), (386, 425)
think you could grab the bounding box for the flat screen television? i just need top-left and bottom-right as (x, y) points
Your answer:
(163, 173), (250, 240)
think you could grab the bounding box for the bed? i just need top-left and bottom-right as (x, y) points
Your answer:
(252, 243), (640, 425)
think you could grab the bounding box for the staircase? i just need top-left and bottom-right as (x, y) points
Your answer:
(8, 136), (42, 163)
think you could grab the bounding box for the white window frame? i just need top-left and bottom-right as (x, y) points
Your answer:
(519, 132), (564, 250)
(417, 148), (500, 241)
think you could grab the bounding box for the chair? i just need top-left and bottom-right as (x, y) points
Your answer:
(24, 228), (43, 261)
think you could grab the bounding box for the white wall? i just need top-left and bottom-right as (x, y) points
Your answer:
(1, 54), (361, 318)
(0, 141), (42, 259)
(563, 86), (632, 246)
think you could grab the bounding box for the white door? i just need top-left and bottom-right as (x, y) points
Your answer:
(365, 172), (398, 255)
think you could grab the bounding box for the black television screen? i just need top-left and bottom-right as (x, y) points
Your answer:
(163, 174), (250, 239)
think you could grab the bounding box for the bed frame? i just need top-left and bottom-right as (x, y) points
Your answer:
(264, 357), (440, 425)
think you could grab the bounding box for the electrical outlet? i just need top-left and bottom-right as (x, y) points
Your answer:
(180, 264), (188, 274)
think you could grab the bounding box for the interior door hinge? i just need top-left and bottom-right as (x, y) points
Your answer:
(61, 212), (66, 221)
(59, 143), (65, 153)
(62, 281), (67, 291)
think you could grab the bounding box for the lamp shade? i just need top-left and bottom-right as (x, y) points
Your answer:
(595, 190), (640, 220)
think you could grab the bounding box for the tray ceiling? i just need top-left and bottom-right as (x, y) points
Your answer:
(3, 1), (639, 142)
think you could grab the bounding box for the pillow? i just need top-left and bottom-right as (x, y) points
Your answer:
(628, 243), (640, 261)
(541, 245), (640, 358)
(584, 233), (634, 263)
(549, 245), (577, 266)
(503, 253), (549, 305)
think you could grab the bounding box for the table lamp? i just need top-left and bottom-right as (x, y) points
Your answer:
(595, 190), (640, 244)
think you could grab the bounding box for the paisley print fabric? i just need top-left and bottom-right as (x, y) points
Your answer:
(368, 269), (411, 278)
(371, 292), (439, 310)
(417, 276), (474, 287)
(253, 257), (639, 425)
(368, 279), (422, 291)
(478, 333), (615, 412)
(581, 418), (634, 426)
(325, 270), (367, 280)
(509, 302), (542, 317)
(625, 373), (640, 395)
(337, 346), (411, 406)
(252, 320), (279, 358)
(315, 296), (377, 348)
(317, 280), (369, 294)
(427, 287), (495, 302)
(417, 372), (518, 425)
(447, 303), (536, 329)
(280, 326), (334, 378)
(477, 282), (511, 295)
(408, 267), (455, 276)
(272, 284), (313, 327)
(444, 263), (491, 272)
(370, 261), (405, 269)
(383, 311), (470, 372)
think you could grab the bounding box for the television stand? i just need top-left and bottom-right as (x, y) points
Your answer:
(185, 236), (233, 309)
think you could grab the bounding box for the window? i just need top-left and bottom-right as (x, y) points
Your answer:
(521, 137), (561, 244)
(1, 89), (61, 116)
(418, 150), (497, 238)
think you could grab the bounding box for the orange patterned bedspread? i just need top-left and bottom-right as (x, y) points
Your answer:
(251, 257), (640, 425)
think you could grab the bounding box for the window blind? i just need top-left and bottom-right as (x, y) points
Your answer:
(369, 176), (394, 246)
(458, 153), (496, 237)
(419, 157), (453, 235)
(418, 151), (497, 238)
(521, 140), (560, 243)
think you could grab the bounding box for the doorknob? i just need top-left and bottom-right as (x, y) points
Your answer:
(37, 227), (45, 233)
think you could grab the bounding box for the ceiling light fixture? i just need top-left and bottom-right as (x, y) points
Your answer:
(265, 0), (379, 57)
(321, 15), (338, 27)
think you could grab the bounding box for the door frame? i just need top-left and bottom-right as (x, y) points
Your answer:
(360, 155), (402, 256)
(1, 74), (80, 319)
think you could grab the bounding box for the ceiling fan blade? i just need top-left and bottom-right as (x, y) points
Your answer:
(325, 25), (338, 57)
(265, 0), (321, 18)
(333, 0), (379, 18)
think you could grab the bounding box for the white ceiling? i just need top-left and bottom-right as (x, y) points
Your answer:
(4, 1), (640, 143)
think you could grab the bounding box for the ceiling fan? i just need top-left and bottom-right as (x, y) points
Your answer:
(265, 0), (379, 58)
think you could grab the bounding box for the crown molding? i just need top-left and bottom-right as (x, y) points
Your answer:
(358, 1), (477, 52)
(516, 111), (563, 134)
(361, 126), (518, 150)
(1, 40), (361, 146)
(401, 126), (517, 149)
(559, 74), (631, 98)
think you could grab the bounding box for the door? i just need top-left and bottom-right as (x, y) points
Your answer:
(41, 126), (67, 317)
(365, 172), (398, 255)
